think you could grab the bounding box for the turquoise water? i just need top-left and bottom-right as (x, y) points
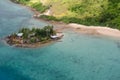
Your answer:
(0, 0), (120, 80)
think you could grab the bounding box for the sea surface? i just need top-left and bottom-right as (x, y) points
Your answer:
(0, 0), (120, 80)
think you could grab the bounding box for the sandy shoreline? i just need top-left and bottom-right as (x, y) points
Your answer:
(68, 23), (120, 38)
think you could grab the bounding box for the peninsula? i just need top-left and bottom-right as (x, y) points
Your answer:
(5, 25), (63, 48)
(10, 0), (120, 38)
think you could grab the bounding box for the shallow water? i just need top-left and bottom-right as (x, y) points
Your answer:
(0, 0), (120, 80)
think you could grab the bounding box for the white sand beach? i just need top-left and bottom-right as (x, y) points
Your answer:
(68, 23), (120, 38)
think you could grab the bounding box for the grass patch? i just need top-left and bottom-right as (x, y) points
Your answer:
(31, 3), (49, 13)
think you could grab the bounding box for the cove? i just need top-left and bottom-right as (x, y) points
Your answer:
(0, 0), (120, 80)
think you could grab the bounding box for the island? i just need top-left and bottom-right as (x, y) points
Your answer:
(5, 25), (63, 48)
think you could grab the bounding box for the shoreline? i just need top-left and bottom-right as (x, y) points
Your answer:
(11, 0), (120, 38)
(7, 40), (57, 48)
(68, 23), (120, 38)
(5, 36), (63, 48)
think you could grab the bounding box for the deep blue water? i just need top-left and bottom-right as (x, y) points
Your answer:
(0, 0), (120, 80)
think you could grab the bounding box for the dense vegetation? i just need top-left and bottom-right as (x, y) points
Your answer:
(19, 26), (55, 42)
(31, 2), (49, 13)
(12, 0), (120, 29)
(98, 0), (120, 29)
(11, 0), (30, 4)
(11, 0), (49, 13)
(10, 26), (56, 44)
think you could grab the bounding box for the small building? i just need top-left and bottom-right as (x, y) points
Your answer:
(50, 33), (64, 39)
(50, 35), (58, 39)
(17, 33), (23, 37)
